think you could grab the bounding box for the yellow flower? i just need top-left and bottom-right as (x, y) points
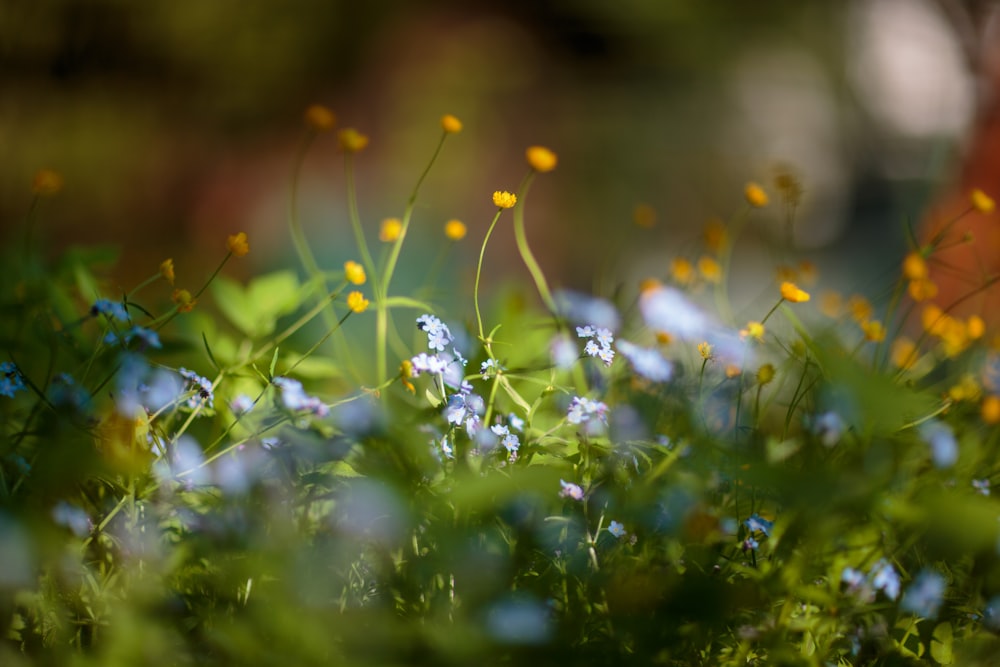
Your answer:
(756, 363), (776, 385)
(940, 317), (971, 357)
(982, 395), (1000, 424)
(346, 291), (369, 313)
(902, 251), (928, 281)
(655, 331), (673, 346)
(861, 319), (886, 342)
(379, 218), (402, 242)
(227, 232), (249, 257)
(724, 364), (741, 378)
(160, 258), (175, 285)
(744, 182), (769, 208)
(922, 304), (946, 336)
(697, 256), (722, 283)
(697, 341), (713, 360)
(703, 219), (727, 253)
(971, 188), (996, 214)
(639, 277), (662, 294)
(968, 315), (986, 340)
(304, 104), (336, 132)
(739, 321), (765, 341)
(338, 128), (369, 153)
(633, 203), (656, 228)
(819, 290), (843, 318)
(526, 146), (558, 173)
(670, 257), (694, 285)
(847, 294), (872, 324)
(32, 168), (64, 196)
(773, 165), (803, 208)
(780, 281), (810, 303)
(399, 360), (416, 394)
(907, 278), (938, 302)
(441, 114), (463, 134)
(344, 260), (366, 285)
(493, 191), (517, 209)
(890, 337), (918, 370)
(172, 288), (197, 313)
(948, 373), (981, 402)
(444, 219), (467, 240)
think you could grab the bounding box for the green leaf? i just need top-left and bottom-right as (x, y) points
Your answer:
(212, 275), (257, 336)
(930, 622), (953, 665)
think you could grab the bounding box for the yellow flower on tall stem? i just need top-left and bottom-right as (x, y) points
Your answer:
(227, 232), (249, 257)
(346, 291), (369, 313)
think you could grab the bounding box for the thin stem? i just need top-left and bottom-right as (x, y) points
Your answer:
(474, 209), (507, 343)
(512, 171), (558, 316)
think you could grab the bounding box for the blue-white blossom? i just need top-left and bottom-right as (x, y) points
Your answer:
(901, 570), (946, 618)
(616, 339), (673, 382)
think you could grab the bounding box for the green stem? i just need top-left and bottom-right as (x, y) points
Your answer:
(512, 172), (558, 316)
(343, 154), (382, 380)
(474, 209), (507, 343)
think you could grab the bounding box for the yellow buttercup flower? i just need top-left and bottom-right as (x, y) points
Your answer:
(948, 373), (981, 403)
(338, 128), (369, 153)
(861, 319), (886, 342)
(819, 291), (843, 318)
(344, 260), (366, 285)
(172, 288), (197, 313)
(982, 395), (1000, 424)
(32, 168), (64, 196)
(526, 146), (558, 173)
(493, 191), (517, 209)
(907, 278), (938, 302)
(227, 232), (249, 257)
(780, 281), (810, 303)
(304, 104), (336, 132)
(703, 219), (727, 253)
(922, 304), (946, 336)
(890, 337), (918, 370)
(670, 257), (694, 285)
(968, 315), (986, 340)
(444, 219), (467, 240)
(639, 277), (662, 294)
(847, 294), (872, 324)
(971, 188), (996, 214)
(902, 251), (928, 281)
(346, 291), (369, 313)
(756, 363), (776, 385)
(697, 341), (714, 360)
(740, 321), (765, 341)
(399, 360), (416, 394)
(441, 114), (463, 134)
(697, 256), (722, 283)
(744, 182), (768, 208)
(160, 258), (175, 285)
(379, 218), (402, 242)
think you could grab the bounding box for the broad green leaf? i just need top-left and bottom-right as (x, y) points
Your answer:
(931, 622), (953, 665)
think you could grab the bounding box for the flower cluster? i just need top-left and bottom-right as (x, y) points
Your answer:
(576, 325), (614, 366)
(178, 368), (215, 410)
(273, 377), (328, 418)
(0, 362), (26, 398)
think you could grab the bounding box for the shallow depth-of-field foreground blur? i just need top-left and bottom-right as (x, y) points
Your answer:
(4, 105), (1000, 666)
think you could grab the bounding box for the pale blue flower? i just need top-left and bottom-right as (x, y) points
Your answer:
(870, 558), (900, 600)
(556, 290), (621, 331)
(416, 314), (454, 352)
(608, 520), (626, 538)
(578, 325), (615, 366)
(567, 396), (609, 426)
(812, 411), (846, 447)
(616, 339), (673, 382)
(550, 334), (579, 369)
(0, 362), (27, 399)
(230, 394), (255, 415)
(559, 479), (584, 501)
(638, 285), (710, 341)
(52, 501), (90, 537)
(901, 570), (946, 618)
(973, 478), (991, 496)
(744, 513), (773, 536)
(91, 298), (128, 322)
(179, 367), (215, 410)
(918, 419), (958, 468)
(273, 376), (327, 417)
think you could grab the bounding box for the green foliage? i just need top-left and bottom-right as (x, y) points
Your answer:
(4, 113), (1000, 667)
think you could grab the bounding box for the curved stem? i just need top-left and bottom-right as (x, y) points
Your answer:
(512, 172), (558, 316)
(474, 209), (507, 343)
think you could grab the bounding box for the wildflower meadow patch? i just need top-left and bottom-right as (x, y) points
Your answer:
(4, 108), (1000, 666)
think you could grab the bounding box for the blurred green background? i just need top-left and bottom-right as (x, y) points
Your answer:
(1, 0), (983, 305)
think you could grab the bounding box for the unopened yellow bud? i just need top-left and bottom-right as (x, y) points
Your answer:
(526, 146), (558, 173)
(441, 114), (463, 134)
(379, 218), (402, 242)
(304, 104), (336, 132)
(444, 219), (467, 240)
(744, 182), (768, 208)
